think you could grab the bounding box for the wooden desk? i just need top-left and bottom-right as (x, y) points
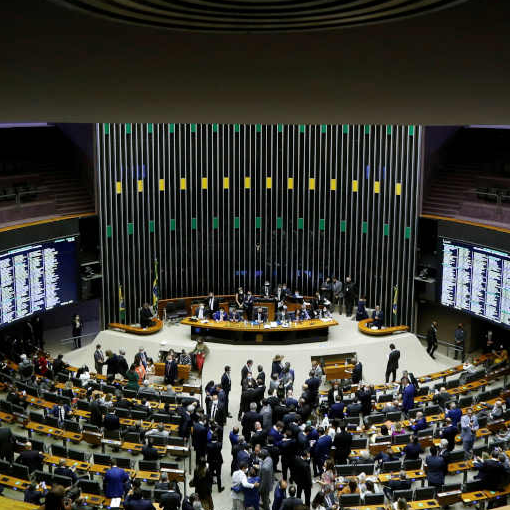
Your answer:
(436, 489), (462, 507)
(0, 496), (38, 509)
(0, 412), (14, 424)
(43, 454), (90, 471)
(135, 470), (160, 482)
(24, 421), (64, 438)
(461, 491), (488, 504)
(180, 317), (338, 344)
(154, 363), (191, 381)
(108, 318), (163, 335)
(324, 364), (355, 381)
(378, 470), (425, 483)
(0, 475), (31, 491)
(408, 501), (440, 509)
(358, 318), (409, 336)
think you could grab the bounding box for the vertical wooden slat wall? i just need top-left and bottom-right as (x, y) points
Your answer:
(97, 124), (422, 328)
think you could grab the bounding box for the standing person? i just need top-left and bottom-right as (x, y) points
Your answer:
(333, 424), (352, 465)
(140, 303), (154, 328)
(165, 354), (178, 385)
(0, 427), (16, 463)
(71, 314), (83, 349)
(31, 316), (44, 350)
(343, 276), (357, 317)
(190, 461), (214, 510)
(243, 467), (261, 510)
(426, 321), (438, 359)
(94, 344), (105, 375)
(332, 277), (343, 311)
(103, 459), (129, 499)
(231, 462), (258, 510)
(424, 446), (446, 489)
(460, 408), (479, 459)
(454, 324), (465, 361)
(259, 450), (273, 510)
(221, 366), (232, 418)
(293, 450), (313, 507)
(385, 344), (400, 383)
(401, 377), (415, 415)
(206, 433), (224, 493)
(272, 480), (287, 510)
(117, 349), (129, 377)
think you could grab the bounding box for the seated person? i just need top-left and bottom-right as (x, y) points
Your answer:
(277, 305), (290, 323)
(253, 307), (267, 324)
(319, 306), (333, 319)
(140, 302), (154, 328)
(371, 305), (384, 329)
(213, 307), (228, 322)
(229, 308), (242, 322)
(356, 297), (369, 321)
(195, 303), (207, 319)
(300, 304), (311, 320)
(382, 470), (411, 501)
(409, 412), (427, 433)
(261, 281), (272, 299)
(293, 289), (303, 299)
(490, 400), (504, 420)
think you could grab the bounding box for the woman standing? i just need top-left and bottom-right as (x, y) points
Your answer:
(243, 467), (261, 510)
(126, 364), (140, 391)
(71, 314), (83, 349)
(191, 461), (214, 510)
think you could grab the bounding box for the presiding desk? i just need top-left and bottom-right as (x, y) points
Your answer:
(180, 317), (338, 344)
(108, 318), (163, 335)
(358, 318), (409, 336)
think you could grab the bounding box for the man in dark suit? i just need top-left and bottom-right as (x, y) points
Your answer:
(54, 459), (78, 483)
(209, 394), (226, 426)
(140, 303), (154, 328)
(104, 459), (130, 499)
(386, 343), (400, 383)
(17, 442), (43, 473)
(312, 428), (332, 477)
(426, 321), (439, 359)
(221, 366), (232, 417)
(403, 435), (423, 460)
(142, 438), (159, 461)
(241, 360), (254, 385)
(254, 307), (267, 324)
(357, 385), (372, 418)
(164, 355), (178, 385)
(351, 358), (363, 384)
(51, 403), (72, 425)
(329, 395), (345, 420)
(89, 393), (103, 427)
(382, 470), (412, 500)
(192, 417), (208, 462)
(242, 402), (262, 442)
(250, 421), (267, 448)
(333, 424), (352, 465)
(343, 276), (357, 316)
(206, 433), (224, 492)
(440, 418), (457, 452)
(280, 481), (303, 510)
(104, 409), (120, 432)
(0, 427), (16, 462)
(473, 451), (510, 491)
(424, 445), (446, 488)
(117, 349), (129, 377)
(372, 305), (384, 329)
(293, 451), (312, 507)
(206, 292), (219, 317)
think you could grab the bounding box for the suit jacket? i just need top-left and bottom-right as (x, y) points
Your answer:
(333, 431), (352, 461)
(192, 422), (208, 454)
(352, 362), (363, 384)
(213, 310), (228, 321)
(387, 350), (400, 371)
(272, 486), (286, 510)
(313, 435), (332, 462)
(329, 402), (345, 420)
(425, 455), (446, 486)
(117, 355), (129, 376)
(159, 491), (181, 510)
(259, 456), (274, 493)
(104, 466), (130, 498)
(104, 413), (120, 431)
(402, 384), (415, 411)
(142, 444), (159, 461)
(221, 372), (231, 393)
(241, 365), (251, 383)
(17, 450), (43, 473)
(441, 425), (458, 451)
(305, 377), (321, 395)
(206, 440), (223, 465)
(207, 297), (219, 313)
(410, 417), (427, 433)
(460, 415), (479, 441)
(54, 466), (78, 483)
(242, 411), (262, 435)
(254, 311), (268, 323)
(292, 457), (312, 488)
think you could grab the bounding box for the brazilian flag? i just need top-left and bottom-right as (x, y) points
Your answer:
(152, 259), (159, 312)
(392, 286), (398, 316)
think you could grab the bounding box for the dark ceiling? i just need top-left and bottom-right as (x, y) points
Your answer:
(49, 0), (470, 33)
(1, 0), (509, 123)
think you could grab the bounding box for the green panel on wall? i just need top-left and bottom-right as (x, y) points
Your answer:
(148, 123), (153, 134)
(278, 124), (283, 133)
(386, 125), (392, 135)
(170, 219), (176, 231)
(342, 125), (349, 134)
(127, 222), (134, 234)
(364, 125), (371, 134)
(191, 218), (197, 230)
(405, 226), (411, 239)
(213, 124), (218, 133)
(299, 125), (306, 133)
(213, 217), (219, 229)
(297, 218), (304, 229)
(169, 123), (175, 133)
(319, 219), (325, 230)
(234, 124), (240, 133)
(191, 124), (197, 133)
(256, 124), (262, 133)
(321, 125), (327, 134)
(362, 221), (368, 234)
(340, 220), (346, 232)
(383, 223), (390, 236)
(234, 216), (240, 229)
(276, 217), (283, 229)
(255, 217), (261, 228)
(104, 123), (109, 135)
(126, 123), (132, 134)
(149, 220), (155, 233)
(106, 225), (112, 238)
(408, 125), (415, 136)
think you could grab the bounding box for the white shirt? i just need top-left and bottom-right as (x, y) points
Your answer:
(231, 469), (254, 500)
(198, 307), (205, 319)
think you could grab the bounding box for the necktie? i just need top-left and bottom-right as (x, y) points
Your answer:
(212, 404), (217, 419)
(60, 407), (64, 422)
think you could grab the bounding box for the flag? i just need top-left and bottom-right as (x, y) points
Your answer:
(392, 286), (398, 315)
(119, 285), (126, 322)
(152, 259), (159, 311)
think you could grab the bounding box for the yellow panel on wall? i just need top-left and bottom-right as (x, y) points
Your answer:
(223, 177), (229, 189)
(352, 180), (358, 192)
(159, 179), (165, 191)
(180, 177), (186, 190)
(374, 181), (380, 193)
(245, 176), (251, 189)
(137, 180), (143, 192)
(330, 179), (337, 191)
(116, 182), (122, 194)
(309, 178), (315, 190)
(288, 177), (294, 190)
(202, 177), (208, 189)
(266, 177), (272, 189)
(396, 183), (402, 195)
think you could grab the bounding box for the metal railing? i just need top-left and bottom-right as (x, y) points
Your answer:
(60, 331), (99, 346)
(417, 334), (464, 359)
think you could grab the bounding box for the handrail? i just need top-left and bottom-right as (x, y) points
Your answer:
(416, 333), (463, 358)
(60, 331), (100, 345)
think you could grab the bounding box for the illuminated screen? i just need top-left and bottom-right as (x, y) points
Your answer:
(440, 238), (510, 328)
(0, 236), (78, 326)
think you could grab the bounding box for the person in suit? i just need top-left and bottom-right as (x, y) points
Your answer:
(134, 347), (149, 370)
(460, 408), (479, 459)
(254, 307), (267, 324)
(333, 424), (352, 465)
(440, 418), (457, 452)
(312, 428), (332, 477)
(351, 358), (363, 384)
(261, 281), (272, 299)
(241, 360), (254, 385)
(244, 291), (254, 320)
(192, 417), (208, 463)
(454, 323), (465, 361)
(272, 480), (287, 510)
(280, 483), (303, 510)
(142, 438), (160, 461)
(206, 433), (224, 492)
(424, 445), (446, 488)
(274, 284), (284, 305)
(209, 394), (225, 426)
(230, 309), (242, 322)
(355, 297), (369, 321)
(426, 321), (439, 359)
(293, 450), (312, 507)
(24, 482), (47, 506)
(473, 451), (510, 491)
(213, 308), (228, 322)
(343, 276), (358, 317)
(0, 427), (16, 463)
(54, 458), (78, 483)
(196, 303), (207, 320)
(165, 354), (178, 385)
(403, 435), (423, 460)
(104, 409), (120, 432)
(221, 366), (232, 417)
(71, 314), (83, 349)
(242, 403), (262, 442)
(94, 344), (105, 375)
(446, 402), (462, 428)
(16, 442), (43, 473)
(124, 489), (156, 510)
(206, 292), (219, 317)
(117, 349), (129, 377)
(140, 303), (154, 328)
(401, 377), (415, 413)
(385, 343), (400, 383)
(277, 305), (290, 323)
(259, 450), (273, 510)
(372, 305), (384, 329)
(382, 470), (411, 500)
(89, 393), (103, 427)
(104, 459), (130, 498)
(51, 402), (72, 425)
(410, 412), (427, 433)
